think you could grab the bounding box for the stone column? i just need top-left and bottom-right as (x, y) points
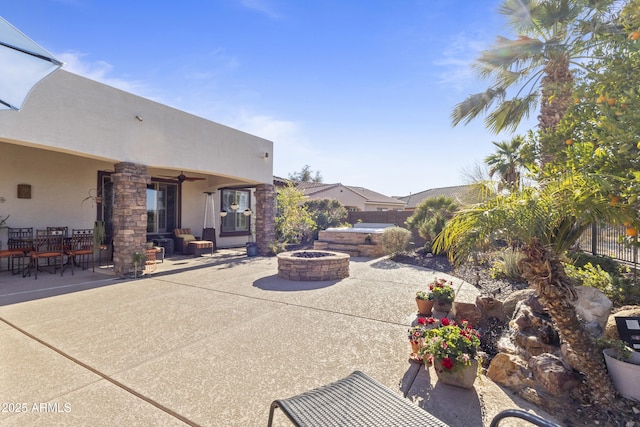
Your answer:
(255, 184), (275, 256)
(111, 162), (150, 277)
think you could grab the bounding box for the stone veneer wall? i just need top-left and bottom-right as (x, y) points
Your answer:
(255, 184), (275, 256)
(111, 162), (150, 277)
(277, 251), (350, 281)
(314, 229), (385, 257)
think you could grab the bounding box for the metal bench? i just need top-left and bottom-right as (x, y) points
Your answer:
(267, 371), (449, 427)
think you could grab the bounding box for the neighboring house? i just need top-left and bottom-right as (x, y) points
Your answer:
(297, 182), (406, 211)
(397, 184), (480, 211)
(0, 70), (274, 276)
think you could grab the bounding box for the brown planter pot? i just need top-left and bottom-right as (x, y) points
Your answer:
(415, 298), (434, 316)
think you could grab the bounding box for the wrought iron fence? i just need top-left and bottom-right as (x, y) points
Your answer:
(576, 223), (638, 265)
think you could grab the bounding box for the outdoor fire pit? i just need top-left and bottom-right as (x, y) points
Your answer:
(277, 250), (350, 281)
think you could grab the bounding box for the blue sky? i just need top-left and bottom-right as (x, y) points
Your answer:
(3, 0), (536, 197)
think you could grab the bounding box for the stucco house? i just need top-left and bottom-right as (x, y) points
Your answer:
(297, 182), (406, 211)
(0, 70), (274, 276)
(397, 184), (480, 211)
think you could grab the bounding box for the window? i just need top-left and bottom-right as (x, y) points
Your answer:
(147, 182), (178, 234)
(221, 189), (251, 236)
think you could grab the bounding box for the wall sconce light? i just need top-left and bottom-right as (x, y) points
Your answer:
(219, 210), (228, 217)
(260, 152), (269, 158)
(135, 115), (143, 122)
(243, 208), (252, 217)
(230, 203), (239, 211)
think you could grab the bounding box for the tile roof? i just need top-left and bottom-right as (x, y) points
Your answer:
(296, 182), (406, 206)
(398, 184), (480, 209)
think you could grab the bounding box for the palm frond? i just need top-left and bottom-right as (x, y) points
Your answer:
(434, 170), (626, 266)
(477, 36), (545, 72)
(451, 88), (506, 127)
(485, 93), (538, 133)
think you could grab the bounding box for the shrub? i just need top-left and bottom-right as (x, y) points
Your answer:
(565, 253), (640, 305)
(275, 184), (317, 244)
(569, 252), (621, 276)
(564, 261), (615, 296)
(406, 196), (458, 252)
(268, 242), (287, 255)
(381, 227), (411, 256)
(489, 248), (524, 280)
(303, 198), (349, 239)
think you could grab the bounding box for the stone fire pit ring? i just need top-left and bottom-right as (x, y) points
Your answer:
(277, 250), (350, 281)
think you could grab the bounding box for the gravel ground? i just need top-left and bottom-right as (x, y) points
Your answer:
(392, 250), (640, 427)
(391, 250), (529, 301)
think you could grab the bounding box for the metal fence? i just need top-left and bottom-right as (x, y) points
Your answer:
(576, 223), (638, 264)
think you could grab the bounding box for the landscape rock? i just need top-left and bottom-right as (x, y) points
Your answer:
(476, 295), (507, 323)
(510, 304), (560, 356)
(502, 289), (535, 319)
(453, 301), (482, 326)
(605, 306), (640, 340)
(486, 352), (532, 388)
(571, 286), (612, 332)
(528, 353), (581, 396)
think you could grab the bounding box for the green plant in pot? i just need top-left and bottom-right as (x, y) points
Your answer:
(429, 277), (456, 312)
(415, 290), (434, 316)
(598, 338), (640, 401)
(94, 221), (106, 249)
(131, 252), (146, 278)
(419, 318), (481, 389)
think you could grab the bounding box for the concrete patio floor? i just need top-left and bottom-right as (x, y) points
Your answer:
(0, 251), (559, 426)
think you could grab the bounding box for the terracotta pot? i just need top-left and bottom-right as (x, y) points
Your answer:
(433, 358), (478, 389)
(416, 298), (434, 316)
(433, 298), (452, 313)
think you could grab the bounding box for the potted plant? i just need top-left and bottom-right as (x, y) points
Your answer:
(419, 318), (481, 389)
(415, 290), (434, 316)
(408, 317), (438, 360)
(131, 251), (146, 278)
(429, 277), (456, 312)
(0, 214), (8, 250)
(246, 241), (258, 257)
(601, 340), (640, 401)
(94, 221), (106, 249)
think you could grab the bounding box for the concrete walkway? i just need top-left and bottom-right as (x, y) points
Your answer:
(0, 253), (557, 426)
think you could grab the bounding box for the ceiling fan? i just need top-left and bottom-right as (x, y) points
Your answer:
(160, 171), (207, 183)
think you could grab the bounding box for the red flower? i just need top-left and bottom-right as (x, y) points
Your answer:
(440, 318), (450, 326)
(429, 284), (434, 290)
(417, 317), (427, 325)
(441, 358), (454, 370)
(425, 317), (437, 324)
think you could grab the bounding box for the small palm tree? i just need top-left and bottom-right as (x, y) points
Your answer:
(484, 135), (530, 190)
(451, 0), (618, 166)
(434, 173), (623, 404)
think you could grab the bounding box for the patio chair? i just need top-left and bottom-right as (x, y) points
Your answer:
(0, 247), (27, 274)
(5, 227), (33, 275)
(489, 409), (560, 427)
(267, 371), (449, 427)
(267, 371), (560, 427)
(28, 232), (65, 279)
(173, 228), (214, 256)
(65, 231), (95, 275)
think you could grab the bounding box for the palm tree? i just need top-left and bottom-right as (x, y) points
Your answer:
(485, 135), (529, 190)
(451, 0), (617, 166)
(433, 173), (625, 405)
(406, 196), (458, 250)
